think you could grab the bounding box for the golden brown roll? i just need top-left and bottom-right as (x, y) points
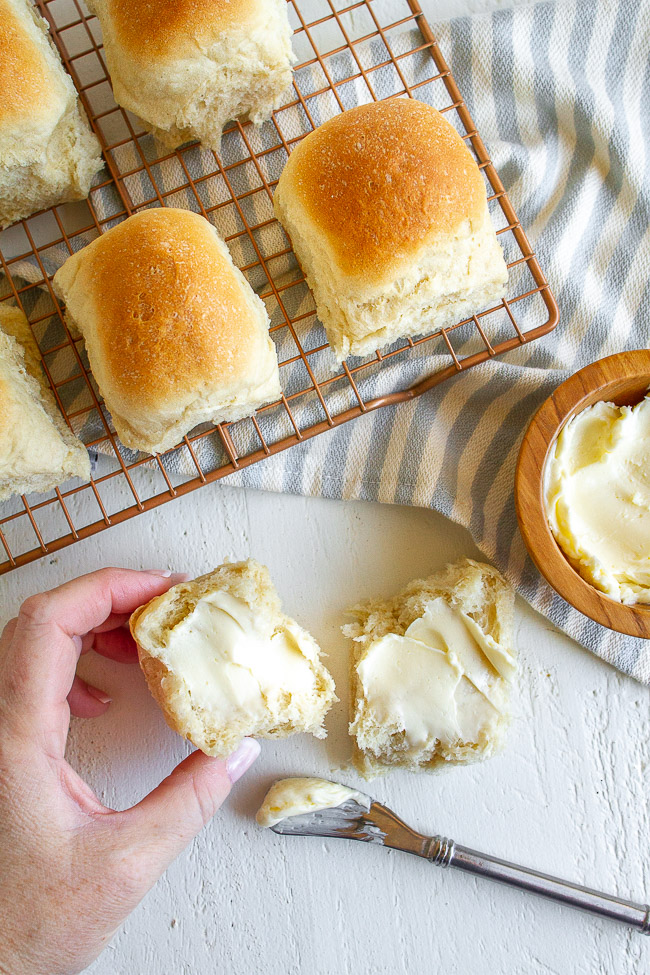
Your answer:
(53, 208), (281, 454)
(85, 0), (294, 148)
(274, 99), (508, 361)
(0, 0), (102, 228)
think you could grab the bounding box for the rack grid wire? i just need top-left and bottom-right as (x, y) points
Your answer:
(0, 0), (558, 575)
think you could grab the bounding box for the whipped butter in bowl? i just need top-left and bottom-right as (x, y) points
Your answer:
(545, 395), (650, 604)
(515, 349), (650, 636)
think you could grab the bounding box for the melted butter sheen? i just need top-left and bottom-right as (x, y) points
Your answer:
(162, 591), (317, 719)
(256, 777), (364, 827)
(357, 597), (514, 748)
(545, 397), (650, 604)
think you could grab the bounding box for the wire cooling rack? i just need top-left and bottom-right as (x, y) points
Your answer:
(0, 0), (558, 575)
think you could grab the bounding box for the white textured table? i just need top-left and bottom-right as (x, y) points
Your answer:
(2, 1), (649, 973)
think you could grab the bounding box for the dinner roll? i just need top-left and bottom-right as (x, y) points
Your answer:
(85, 0), (294, 149)
(53, 208), (281, 454)
(274, 99), (509, 361)
(0, 303), (90, 500)
(130, 559), (337, 758)
(345, 558), (515, 777)
(0, 0), (102, 229)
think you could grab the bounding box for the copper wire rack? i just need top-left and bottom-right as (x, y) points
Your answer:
(0, 0), (558, 576)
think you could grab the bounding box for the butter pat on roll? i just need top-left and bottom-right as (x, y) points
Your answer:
(130, 559), (337, 757)
(345, 559), (515, 777)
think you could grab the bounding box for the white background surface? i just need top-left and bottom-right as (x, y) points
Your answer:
(2, 0), (649, 973)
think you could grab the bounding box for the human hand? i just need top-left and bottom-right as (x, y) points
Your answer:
(0, 568), (260, 975)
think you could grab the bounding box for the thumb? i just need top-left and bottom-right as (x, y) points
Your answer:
(119, 738), (260, 870)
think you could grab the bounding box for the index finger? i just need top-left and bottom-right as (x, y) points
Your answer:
(1, 568), (186, 717)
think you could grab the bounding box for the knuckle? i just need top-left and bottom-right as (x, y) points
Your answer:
(107, 850), (148, 894)
(87, 821), (150, 895)
(189, 773), (220, 826)
(18, 591), (56, 627)
(93, 566), (128, 598)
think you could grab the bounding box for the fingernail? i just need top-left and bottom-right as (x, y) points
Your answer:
(87, 684), (112, 705)
(144, 570), (190, 583)
(226, 738), (260, 784)
(72, 634), (83, 653)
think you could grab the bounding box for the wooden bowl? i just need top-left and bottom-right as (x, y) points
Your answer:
(515, 350), (650, 638)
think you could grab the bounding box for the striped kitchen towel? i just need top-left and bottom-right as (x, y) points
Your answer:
(226, 0), (650, 683)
